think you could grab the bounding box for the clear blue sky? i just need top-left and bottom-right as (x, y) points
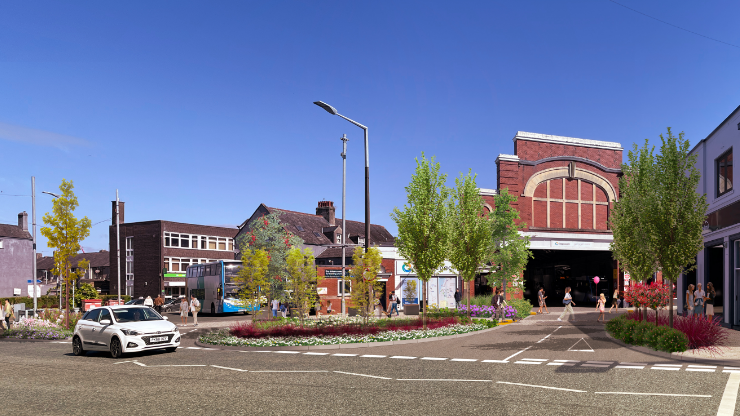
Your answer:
(1, 1), (739, 256)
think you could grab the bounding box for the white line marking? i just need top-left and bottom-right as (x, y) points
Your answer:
(211, 365), (248, 372)
(567, 338), (594, 352)
(148, 365), (206, 367)
(250, 370), (329, 373)
(686, 368), (716, 373)
(653, 364), (682, 367)
(497, 381), (585, 393)
(390, 356), (417, 359)
(515, 361), (543, 365)
(332, 353), (358, 357)
(536, 326), (562, 343)
(581, 364), (609, 368)
(303, 352), (329, 355)
(570, 350), (595, 352)
(400, 379), (491, 382)
(503, 347), (531, 362)
(132, 361), (147, 367)
(186, 347), (202, 349)
(520, 358), (548, 362)
(553, 360), (579, 363)
(450, 358), (477, 362)
(614, 366), (645, 369)
(651, 367), (680, 371)
(421, 357), (448, 361)
(547, 363), (576, 366)
(274, 351), (301, 354)
(725, 367), (740, 370)
(620, 362), (647, 366)
(360, 355), (387, 358)
(724, 370), (740, 374)
(334, 371), (391, 380)
(688, 365), (717, 369)
(595, 392), (711, 398)
(586, 361), (613, 364)
(482, 360), (509, 363)
(717, 372), (740, 416)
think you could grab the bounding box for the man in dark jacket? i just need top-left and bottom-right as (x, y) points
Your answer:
(492, 289), (505, 321)
(454, 289), (462, 309)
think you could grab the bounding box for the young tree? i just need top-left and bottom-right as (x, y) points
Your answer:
(73, 281), (98, 306)
(348, 246), (384, 324)
(233, 248), (270, 321)
(488, 188), (532, 298)
(391, 153), (451, 329)
(650, 129), (707, 328)
(285, 248), (322, 328)
(610, 140), (659, 320)
(447, 170), (494, 318)
(236, 210), (304, 307)
(40, 179), (91, 328)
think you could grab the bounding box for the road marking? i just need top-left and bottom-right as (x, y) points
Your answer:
(497, 381), (586, 393)
(595, 392), (711, 398)
(553, 360), (579, 363)
(502, 347), (531, 362)
(450, 358), (477, 362)
(400, 379), (491, 382)
(515, 361), (543, 365)
(360, 355), (387, 358)
(211, 365), (248, 372)
(421, 357), (448, 361)
(274, 351), (301, 354)
(689, 365), (717, 369)
(614, 366), (645, 369)
(390, 356), (417, 359)
(567, 338), (594, 352)
(149, 364), (206, 367)
(547, 362), (576, 366)
(586, 361), (613, 365)
(334, 371), (391, 380)
(250, 370), (329, 373)
(482, 360), (509, 363)
(687, 368), (716, 372)
(332, 353), (358, 357)
(536, 326), (562, 343)
(303, 352), (329, 355)
(653, 364), (682, 367)
(717, 372), (740, 416)
(186, 347), (202, 350)
(651, 367), (681, 371)
(520, 358), (548, 362)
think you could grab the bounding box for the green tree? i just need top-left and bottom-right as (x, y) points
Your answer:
(447, 170), (494, 318)
(391, 153), (451, 329)
(40, 179), (91, 328)
(73, 281), (99, 306)
(650, 129), (707, 328)
(285, 248), (322, 328)
(236, 210), (304, 306)
(348, 246), (384, 324)
(488, 188), (532, 297)
(234, 248), (270, 320)
(610, 140), (659, 320)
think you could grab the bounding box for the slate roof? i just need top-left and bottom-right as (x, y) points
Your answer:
(37, 250), (110, 270)
(0, 224), (32, 240)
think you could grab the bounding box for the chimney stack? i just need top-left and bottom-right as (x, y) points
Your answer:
(18, 211), (28, 231)
(111, 201), (125, 225)
(316, 201), (335, 226)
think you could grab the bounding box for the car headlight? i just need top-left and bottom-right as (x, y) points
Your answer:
(121, 329), (141, 336)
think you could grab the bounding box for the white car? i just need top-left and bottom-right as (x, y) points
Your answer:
(72, 305), (181, 358)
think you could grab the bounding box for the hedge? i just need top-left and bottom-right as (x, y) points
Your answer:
(0, 295), (131, 309)
(606, 315), (688, 353)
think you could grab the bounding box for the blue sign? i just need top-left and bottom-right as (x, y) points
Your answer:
(27, 280), (41, 284)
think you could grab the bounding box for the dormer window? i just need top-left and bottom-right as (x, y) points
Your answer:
(336, 234), (342, 244)
(358, 237), (365, 246)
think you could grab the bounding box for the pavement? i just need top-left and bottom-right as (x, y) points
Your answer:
(2, 308), (740, 415)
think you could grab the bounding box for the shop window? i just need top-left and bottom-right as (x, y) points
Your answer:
(717, 149), (733, 197)
(218, 238), (226, 250)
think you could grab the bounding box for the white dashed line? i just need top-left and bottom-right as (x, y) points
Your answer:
(211, 365), (248, 372)
(717, 372), (740, 416)
(594, 392), (711, 398)
(515, 361), (543, 365)
(186, 347), (202, 350)
(450, 358), (477, 362)
(400, 379), (491, 382)
(614, 366), (645, 369)
(334, 371), (391, 380)
(332, 353), (358, 357)
(360, 355), (387, 358)
(498, 381), (586, 393)
(651, 367), (681, 371)
(303, 352), (329, 355)
(421, 357), (448, 361)
(273, 351), (301, 354)
(520, 358), (547, 362)
(390, 356), (417, 359)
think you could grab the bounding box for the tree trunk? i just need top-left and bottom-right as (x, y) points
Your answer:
(466, 280), (470, 319)
(668, 283), (674, 328)
(423, 281), (427, 330)
(64, 267), (70, 329)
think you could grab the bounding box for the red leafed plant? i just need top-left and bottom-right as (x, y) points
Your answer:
(625, 311), (728, 354)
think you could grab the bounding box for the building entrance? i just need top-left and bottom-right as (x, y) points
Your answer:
(523, 250), (614, 307)
(706, 245), (724, 318)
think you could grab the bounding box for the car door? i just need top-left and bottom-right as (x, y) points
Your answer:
(79, 309), (101, 348)
(94, 308), (114, 348)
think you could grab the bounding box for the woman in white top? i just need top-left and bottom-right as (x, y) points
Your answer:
(685, 284), (695, 317)
(144, 296), (154, 308)
(693, 283), (705, 318)
(557, 287), (576, 322)
(180, 298), (189, 326)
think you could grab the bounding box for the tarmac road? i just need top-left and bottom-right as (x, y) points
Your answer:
(2, 310), (739, 415)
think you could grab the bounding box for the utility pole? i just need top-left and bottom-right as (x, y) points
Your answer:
(32, 176), (38, 316)
(340, 134), (348, 316)
(116, 190), (121, 302)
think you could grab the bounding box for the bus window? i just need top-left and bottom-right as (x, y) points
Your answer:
(215, 263), (222, 276)
(205, 265), (211, 275)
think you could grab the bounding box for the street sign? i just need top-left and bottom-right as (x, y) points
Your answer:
(27, 279), (42, 284)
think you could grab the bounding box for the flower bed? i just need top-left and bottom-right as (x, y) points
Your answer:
(1, 317), (72, 340)
(617, 311), (728, 354)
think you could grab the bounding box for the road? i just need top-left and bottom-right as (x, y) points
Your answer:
(2, 310), (739, 415)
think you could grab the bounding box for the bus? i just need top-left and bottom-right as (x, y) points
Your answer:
(185, 260), (260, 314)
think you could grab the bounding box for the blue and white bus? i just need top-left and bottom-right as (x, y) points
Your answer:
(185, 260), (259, 314)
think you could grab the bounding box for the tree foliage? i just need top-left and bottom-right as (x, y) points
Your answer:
(348, 246), (384, 324)
(447, 170), (494, 318)
(40, 179), (91, 328)
(285, 248), (321, 328)
(234, 248), (270, 319)
(391, 153), (451, 329)
(488, 188), (532, 296)
(73, 281), (99, 306)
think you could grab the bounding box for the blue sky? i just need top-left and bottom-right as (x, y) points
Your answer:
(1, 1), (739, 255)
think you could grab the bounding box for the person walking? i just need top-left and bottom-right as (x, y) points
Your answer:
(694, 283), (705, 318)
(326, 301), (332, 316)
(154, 295), (164, 313)
(179, 297), (189, 326)
(705, 282), (716, 322)
(608, 288), (619, 313)
(281, 302), (287, 318)
(389, 291), (399, 317)
(685, 284), (695, 317)
(144, 296), (154, 308)
(537, 287), (549, 314)
(596, 293), (606, 323)
(492, 289), (505, 322)
(3, 299), (13, 331)
(190, 295), (200, 326)
(557, 287), (576, 322)
(454, 289), (462, 309)
(271, 298), (280, 318)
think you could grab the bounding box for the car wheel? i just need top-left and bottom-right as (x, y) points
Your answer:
(166, 347), (177, 353)
(72, 336), (85, 356)
(211, 303), (215, 315)
(110, 337), (123, 359)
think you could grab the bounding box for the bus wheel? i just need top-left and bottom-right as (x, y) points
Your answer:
(211, 303), (215, 315)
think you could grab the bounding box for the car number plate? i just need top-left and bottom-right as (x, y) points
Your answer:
(150, 336), (168, 343)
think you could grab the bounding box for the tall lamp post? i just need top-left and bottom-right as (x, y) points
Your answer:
(340, 134), (348, 316)
(42, 191), (62, 311)
(313, 101), (370, 253)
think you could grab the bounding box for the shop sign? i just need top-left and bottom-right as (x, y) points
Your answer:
(552, 241), (593, 248)
(324, 270), (349, 278)
(317, 287), (327, 295)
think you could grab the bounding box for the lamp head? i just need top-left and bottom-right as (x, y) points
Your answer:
(42, 191), (60, 198)
(313, 101), (338, 115)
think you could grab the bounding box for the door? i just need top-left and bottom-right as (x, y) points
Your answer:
(93, 308), (114, 348)
(79, 309), (101, 348)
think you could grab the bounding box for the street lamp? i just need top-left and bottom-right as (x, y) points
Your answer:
(313, 101), (370, 253)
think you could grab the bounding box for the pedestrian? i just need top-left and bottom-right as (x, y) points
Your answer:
(154, 294), (164, 313)
(326, 301), (332, 316)
(705, 282), (715, 322)
(694, 283), (705, 318)
(685, 284), (695, 317)
(389, 291), (399, 317)
(454, 289), (462, 309)
(557, 287), (576, 322)
(271, 298), (280, 318)
(315, 300), (322, 318)
(537, 287), (549, 314)
(0, 300), (5, 331)
(608, 288), (619, 313)
(4, 299), (14, 330)
(179, 297), (189, 326)
(492, 289), (505, 321)
(281, 302), (287, 318)
(190, 295), (200, 326)
(144, 296), (154, 308)
(596, 293), (606, 323)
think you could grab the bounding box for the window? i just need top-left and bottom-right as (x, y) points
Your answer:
(717, 149), (734, 196)
(180, 234), (190, 248)
(125, 237), (134, 290)
(84, 309), (101, 322)
(313, 232), (322, 238)
(99, 308), (112, 323)
(0, 240), (3, 249)
(208, 237), (217, 250)
(296, 225), (304, 232)
(338, 281), (351, 295)
(336, 234), (342, 244)
(358, 237), (365, 246)
(200, 236), (206, 249)
(218, 238), (226, 250)
(164, 232), (234, 251)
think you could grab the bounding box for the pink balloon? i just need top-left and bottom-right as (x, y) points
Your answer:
(593, 276), (600, 284)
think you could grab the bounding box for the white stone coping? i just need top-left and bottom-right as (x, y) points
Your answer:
(520, 231), (614, 241)
(478, 188), (498, 196)
(514, 131), (623, 151)
(495, 154), (519, 164)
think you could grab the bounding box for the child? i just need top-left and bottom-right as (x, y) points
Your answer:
(596, 293), (606, 323)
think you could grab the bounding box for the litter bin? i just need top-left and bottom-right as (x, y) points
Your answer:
(82, 299), (102, 311)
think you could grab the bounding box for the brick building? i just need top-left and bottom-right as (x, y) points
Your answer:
(108, 201), (238, 299)
(482, 131), (623, 306)
(37, 250), (111, 296)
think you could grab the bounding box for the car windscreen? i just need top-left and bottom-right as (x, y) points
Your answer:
(112, 307), (163, 323)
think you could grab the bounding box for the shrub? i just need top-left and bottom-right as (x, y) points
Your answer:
(472, 318), (497, 328)
(645, 326), (672, 350)
(605, 314), (626, 338)
(620, 319), (640, 344)
(658, 329), (689, 353)
(631, 321), (654, 346)
(507, 299), (533, 320)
